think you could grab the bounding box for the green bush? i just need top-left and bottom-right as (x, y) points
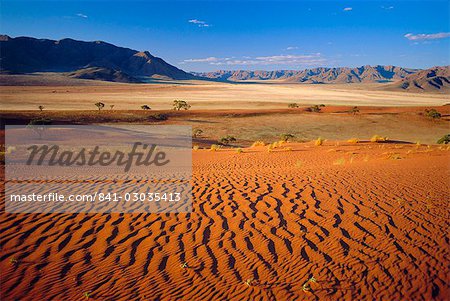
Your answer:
(425, 109), (441, 119)
(280, 133), (295, 142)
(219, 135), (236, 145)
(149, 114), (168, 121)
(437, 134), (450, 144)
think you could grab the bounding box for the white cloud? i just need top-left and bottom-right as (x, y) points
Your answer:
(404, 32), (450, 41)
(343, 7), (352, 11)
(286, 46), (299, 50)
(183, 57), (222, 63)
(76, 13), (88, 18)
(188, 19), (211, 27)
(381, 6), (394, 10)
(183, 53), (326, 66)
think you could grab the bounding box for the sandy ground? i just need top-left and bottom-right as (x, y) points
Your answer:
(1, 80), (449, 111)
(1, 142), (449, 300)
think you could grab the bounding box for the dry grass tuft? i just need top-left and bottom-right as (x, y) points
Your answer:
(251, 140), (266, 147)
(210, 144), (220, 151)
(370, 135), (388, 143)
(347, 138), (359, 144)
(315, 137), (324, 146)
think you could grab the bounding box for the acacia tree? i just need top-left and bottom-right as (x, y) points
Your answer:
(141, 105), (151, 110)
(173, 100), (191, 111)
(95, 102), (105, 111)
(38, 105), (44, 112)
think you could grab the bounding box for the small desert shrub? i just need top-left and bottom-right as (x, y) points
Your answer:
(288, 103), (299, 108)
(141, 105), (151, 110)
(370, 135), (387, 143)
(193, 145), (199, 150)
(315, 137), (324, 146)
(235, 148), (243, 154)
(349, 106), (360, 114)
(284, 147), (293, 151)
(251, 140), (265, 147)
(280, 133), (295, 142)
(180, 262), (188, 268)
(193, 129), (203, 138)
(219, 135), (236, 145)
(437, 134), (450, 144)
(149, 114), (168, 121)
(306, 105), (323, 113)
(210, 144), (220, 151)
(347, 138), (359, 144)
(425, 109), (441, 119)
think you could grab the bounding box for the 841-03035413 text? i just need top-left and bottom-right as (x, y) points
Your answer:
(9, 192), (182, 202)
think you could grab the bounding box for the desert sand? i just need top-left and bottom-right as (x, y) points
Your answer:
(1, 141), (449, 300)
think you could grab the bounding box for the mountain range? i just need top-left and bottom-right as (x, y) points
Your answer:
(0, 35), (448, 92)
(193, 66), (419, 84)
(0, 35), (194, 81)
(193, 66), (449, 91)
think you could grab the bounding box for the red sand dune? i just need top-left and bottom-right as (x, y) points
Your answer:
(1, 142), (449, 300)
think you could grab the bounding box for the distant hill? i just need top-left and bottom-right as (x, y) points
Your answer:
(67, 67), (140, 83)
(388, 66), (450, 92)
(0, 35), (194, 82)
(193, 65), (418, 83)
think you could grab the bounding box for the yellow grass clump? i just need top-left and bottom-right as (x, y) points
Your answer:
(235, 148), (243, 154)
(370, 135), (387, 143)
(210, 144), (220, 151)
(193, 145), (200, 151)
(315, 137), (324, 146)
(251, 140), (266, 147)
(347, 138), (359, 144)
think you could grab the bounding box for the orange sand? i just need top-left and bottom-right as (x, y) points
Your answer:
(1, 142), (449, 300)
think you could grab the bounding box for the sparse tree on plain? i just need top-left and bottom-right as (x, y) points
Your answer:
(95, 102), (105, 111)
(173, 100), (191, 111)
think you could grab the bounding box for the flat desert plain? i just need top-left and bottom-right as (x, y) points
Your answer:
(1, 79), (450, 300)
(0, 78), (449, 110)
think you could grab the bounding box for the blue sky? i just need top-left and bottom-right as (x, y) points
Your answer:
(1, 0), (449, 72)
